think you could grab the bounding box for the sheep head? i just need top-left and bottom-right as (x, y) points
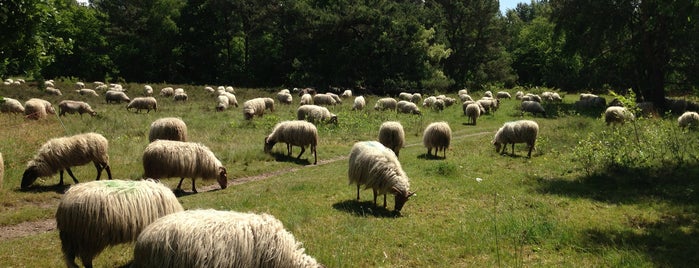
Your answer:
(217, 167), (228, 189)
(393, 188), (415, 212)
(493, 141), (502, 153)
(264, 136), (276, 153)
(21, 166), (40, 189)
(328, 114), (338, 125)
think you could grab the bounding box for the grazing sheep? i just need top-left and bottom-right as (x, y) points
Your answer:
(398, 92), (412, 101)
(277, 91), (293, 104)
(58, 100), (97, 117)
(423, 122), (452, 158)
(312, 93), (337, 106)
(477, 98), (499, 113)
(678, 111), (699, 129)
(173, 92), (188, 102)
(483, 91), (493, 98)
(44, 80), (55, 88)
(149, 117), (187, 142)
(341, 89), (353, 98)
(216, 95), (230, 111)
(263, 97), (275, 111)
(219, 92), (238, 107)
(143, 140), (227, 193)
(57, 179), (183, 268)
(243, 98), (268, 120)
(174, 88), (185, 94)
(298, 87), (316, 97)
(264, 120), (318, 164)
(432, 98), (445, 111)
(410, 93), (422, 104)
(579, 93), (598, 101)
(160, 87), (174, 97)
(131, 209), (322, 268)
(143, 85), (153, 96)
(24, 98), (55, 120)
(422, 96), (437, 107)
(328, 92), (342, 104)
(352, 96), (366, 111)
(76, 88), (99, 97)
(225, 86), (236, 93)
(300, 93), (313, 105)
(458, 89), (469, 95)
(374, 97), (398, 111)
(521, 93), (542, 103)
(127, 97), (158, 113)
(75, 81), (85, 89)
(492, 120), (539, 158)
(604, 106), (635, 125)
(515, 91), (524, 100)
(378, 121), (405, 157)
(105, 90), (131, 104)
(21, 132), (112, 189)
(496, 91), (511, 99)
(348, 141), (415, 212)
(542, 91), (562, 102)
(574, 96), (606, 110)
(1, 97), (25, 113)
(521, 100), (546, 117)
(297, 105), (338, 124)
(203, 86), (215, 93)
(465, 103), (481, 125)
(46, 87), (63, 96)
(463, 100), (486, 115)
(459, 93), (473, 102)
(397, 100), (421, 115)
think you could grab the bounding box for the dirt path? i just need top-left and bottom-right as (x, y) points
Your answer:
(1, 130), (493, 240)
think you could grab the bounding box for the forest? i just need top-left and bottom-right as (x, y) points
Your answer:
(2, 0), (698, 109)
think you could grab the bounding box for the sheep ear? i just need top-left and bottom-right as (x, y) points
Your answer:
(408, 191), (416, 197)
(219, 166), (227, 175)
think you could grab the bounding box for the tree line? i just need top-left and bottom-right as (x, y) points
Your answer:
(1, 0), (697, 107)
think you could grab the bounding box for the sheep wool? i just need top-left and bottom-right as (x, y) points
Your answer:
(58, 100), (97, 117)
(131, 209), (323, 268)
(352, 96), (366, 111)
(300, 93), (313, 105)
(243, 98), (267, 120)
(218, 92), (238, 107)
(57, 179), (183, 268)
(105, 90), (131, 104)
(397, 100), (421, 115)
(312, 94), (337, 106)
(341, 89), (353, 98)
(1, 97), (25, 113)
(678, 111), (699, 129)
(410, 93), (422, 104)
(348, 141), (414, 212)
(127, 97), (158, 113)
(297, 105), (338, 124)
(277, 92), (293, 104)
(521, 100), (546, 117)
(265, 120), (319, 164)
(492, 120), (539, 158)
(604, 106), (635, 125)
(216, 95), (230, 111)
(160, 87), (174, 97)
(398, 92), (412, 101)
(143, 140), (227, 193)
(21, 132), (112, 189)
(378, 121), (405, 157)
(76, 88), (99, 97)
(374, 97), (398, 111)
(149, 117), (188, 142)
(422, 122), (452, 158)
(465, 103), (481, 125)
(24, 98), (55, 120)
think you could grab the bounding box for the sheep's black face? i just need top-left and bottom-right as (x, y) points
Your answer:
(264, 136), (276, 153)
(394, 191), (415, 212)
(217, 167), (228, 189)
(493, 142), (502, 153)
(21, 167), (39, 190)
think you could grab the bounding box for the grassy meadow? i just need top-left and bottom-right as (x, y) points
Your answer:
(1, 80), (698, 267)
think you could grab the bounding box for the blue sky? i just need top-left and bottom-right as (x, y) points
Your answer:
(500, 0), (525, 14)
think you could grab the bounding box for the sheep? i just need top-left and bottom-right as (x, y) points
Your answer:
(243, 98), (268, 120)
(127, 97), (158, 113)
(521, 93), (542, 102)
(515, 91), (524, 100)
(297, 105), (338, 124)
(352, 96), (365, 111)
(264, 120), (318, 164)
(496, 91), (511, 99)
(579, 93), (598, 101)
(341, 89), (353, 98)
(328, 92), (342, 104)
(46, 87), (63, 95)
(225, 86), (236, 93)
(174, 88), (185, 94)
(492, 120), (539, 158)
(75, 81), (85, 89)
(423, 122), (452, 158)
(397, 100), (421, 115)
(58, 100), (97, 117)
(542, 91), (562, 102)
(459, 93), (473, 102)
(348, 141), (415, 212)
(312, 93), (337, 106)
(574, 96), (606, 110)
(465, 103), (481, 125)
(298, 87), (316, 96)
(56, 179), (183, 268)
(131, 209), (323, 268)
(277, 91), (293, 104)
(483, 91), (493, 98)
(432, 98), (445, 111)
(1, 97), (25, 113)
(216, 95), (230, 111)
(378, 121), (405, 157)
(219, 91), (238, 107)
(160, 87), (174, 97)
(477, 98), (499, 113)
(76, 88), (99, 97)
(143, 140), (227, 193)
(105, 90), (131, 104)
(300, 93), (313, 105)
(604, 106), (635, 125)
(398, 92), (412, 101)
(149, 117), (187, 142)
(21, 132), (112, 189)
(458, 89), (468, 95)
(24, 98), (55, 120)
(678, 111), (699, 129)
(410, 93), (422, 104)
(263, 97), (275, 111)
(44, 80), (55, 88)
(203, 86), (215, 93)
(109, 84), (124, 91)
(462, 100), (486, 115)
(143, 85), (153, 96)
(374, 97), (398, 111)
(422, 96), (437, 107)
(521, 100), (546, 117)
(173, 92), (188, 102)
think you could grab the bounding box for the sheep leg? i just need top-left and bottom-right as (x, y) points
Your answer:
(372, 189), (378, 205)
(297, 146), (306, 159)
(191, 178), (197, 193)
(383, 194), (387, 208)
(356, 184), (361, 200)
(176, 177), (185, 191)
(93, 162), (104, 181)
(527, 144), (533, 158)
(58, 170), (65, 186)
(510, 143), (515, 156)
(286, 143), (292, 156)
(64, 168), (79, 184)
(312, 145), (317, 165)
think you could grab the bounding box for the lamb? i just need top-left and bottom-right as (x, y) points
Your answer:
(160, 87), (174, 97)
(378, 121), (405, 157)
(56, 179), (183, 268)
(521, 100), (546, 117)
(352, 96), (365, 110)
(58, 100), (97, 117)
(143, 85), (153, 96)
(341, 89), (353, 98)
(131, 209), (323, 268)
(348, 141), (415, 212)
(423, 122), (452, 158)
(604, 106), (635, 125)
(264, 120), (318, 164)
(300, 93), (313, 105)
(464, 103), (481, 125)
(105, 90), (131, 104)
(24, 98), (55, 120)
(21, 132), (112, 189)
(219, 91), (238, 107)
(397, 100), (421, 115)
(1, 97), (25, 113)
(297, 104), (338, 124)
(173, 92), (188, 101)
(143, 140), (227, 193)
(76, 88), (99, 97)
(243, 98), (268, 120)
(312, 93), (337, 106)
(127, 97), (158, 113)
(374, 97), (398, 111)
(149, 117), (187, 142)
(216, 95), (230, 111)
(678, 111), (699, 129)
(496, 91), (511, 99)
(277, 91), (293, 104)
(492, 120), (539, 158)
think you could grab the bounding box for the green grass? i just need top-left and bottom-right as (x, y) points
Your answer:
(1, 81), (698, 267)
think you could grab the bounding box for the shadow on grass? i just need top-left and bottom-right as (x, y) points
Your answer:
(332, 200), (399, 218)
(271, 152), (313, 165)
(417, 153), (446, 160)
(18, 183), (71, 194)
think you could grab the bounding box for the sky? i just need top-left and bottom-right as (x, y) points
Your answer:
(500, 0), (526, 14)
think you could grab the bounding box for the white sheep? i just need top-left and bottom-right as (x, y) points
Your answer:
(515, 91), (524, 100)
(131, 209), (322, 268)
(312, 93), (337, 106)
(328, 92), (342, 104)
(216, 95), (230, 111)
(203, 86), (215, 93)
(352, 96), (366, 111)
(397, 100), (421, 115)
(149, 117), (187, 142)
(264, 120), (318, 164)
(462, 100), (486, 115)
(297, 104), (338, 124)
(76, 88), (99, 97)
(277, 91), (293, 104)
(160, 87), (174, 97)
(24, 98), (55, 120)
(422, 96), (437, 107)
(459, 93), (473, 102)
(1, 97), (25, 113)
(58, 100), (97, 117)
(173, 92), (188, 102)
(219, 91), (238, 107)
(341, 89), (353, 98)
(300, 93), (313, 105)
(57, 179), (183, 268)
(105, 90), (131, 104)
(678, 111), (699, 129)
(492, 120), (539, 158)
(143, 140), (227, 193)
(174, 88), (185, 94)
(243, 98), (267, 120)
(483, 91), (493, 98)
(410, 93), (422, 104)
(521, 100), (546, 117)
(423, 122), (452, 158)
(465, 103), (481, 125)
(378, 121), (405, 157)
(21, 132), (112, 189)
(398, 92), (412, 101)
(46, 87), (63, 95)
(225, 86), (236, 93)
(263, 97), (275, 111)
(579, 93), (598, 101)
(374, 97), (398, 111)
(75, 81), (85, 89)
(127, 97), (158, 113)
(348, 141), (415, 212)
(143, 85), (154, 96)
(604, 106), (635, 125)
(44, 80), (55, 88)
(521, 93), (542, 102)
(496, 91), (511, 99)
(432, 98), (445, 111)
